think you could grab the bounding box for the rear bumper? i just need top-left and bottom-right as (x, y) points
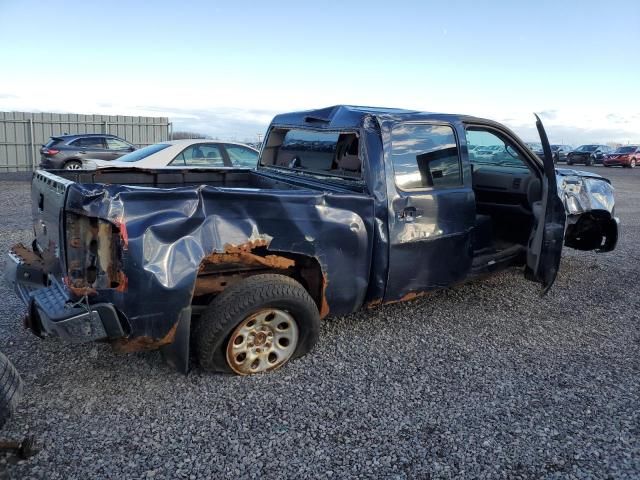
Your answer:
(5, 245), (125, 342)
(38, 157), (65, 169)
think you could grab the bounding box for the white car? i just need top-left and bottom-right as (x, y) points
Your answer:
(82, 139), (259, 170)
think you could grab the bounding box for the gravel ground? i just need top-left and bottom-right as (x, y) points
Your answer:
(0, 166), (638, 479)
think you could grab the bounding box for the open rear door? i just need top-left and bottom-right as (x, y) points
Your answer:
(525, 115), (567, 293)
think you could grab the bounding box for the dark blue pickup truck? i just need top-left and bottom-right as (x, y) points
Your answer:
(6, 105), (618, 375)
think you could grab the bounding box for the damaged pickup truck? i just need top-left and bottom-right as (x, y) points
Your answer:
(6, 105), (618, 375)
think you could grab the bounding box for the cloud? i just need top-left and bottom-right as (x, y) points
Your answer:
(538, 109), (558, 120)
(146, 106), (277, 141)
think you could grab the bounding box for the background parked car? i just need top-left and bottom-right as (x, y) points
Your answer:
(82, 139), (259, 170)
(566, 144), (612, 166)
(531, 144), (573, 163)
(40, 134), (136, 170)
(603, 145), (639, 168)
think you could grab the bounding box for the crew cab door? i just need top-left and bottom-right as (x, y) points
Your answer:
(383, 121), (475, 302)
(525, 115), (566, 292)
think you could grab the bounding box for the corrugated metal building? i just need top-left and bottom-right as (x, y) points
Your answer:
(0, 112), (171, 172)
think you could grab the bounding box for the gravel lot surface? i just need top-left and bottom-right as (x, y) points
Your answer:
(0, 166), (638, 479)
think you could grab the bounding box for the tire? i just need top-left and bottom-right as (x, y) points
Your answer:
(586, 156), (594, 166)
(0, 351), (23, 429)
(64, 161), (82, 170)
(567, 159), (573, 165)
(194, 274), (320, 375)
(630, 159), (637, 169)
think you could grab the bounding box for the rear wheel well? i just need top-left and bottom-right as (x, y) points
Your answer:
(193, 250), (327, 317)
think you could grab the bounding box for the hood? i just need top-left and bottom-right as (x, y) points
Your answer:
(555, 167), (606, 182)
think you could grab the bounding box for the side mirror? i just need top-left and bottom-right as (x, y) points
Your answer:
(128, 146), (136, 152)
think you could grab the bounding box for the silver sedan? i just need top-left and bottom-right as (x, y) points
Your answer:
(82, 139), (259, 169)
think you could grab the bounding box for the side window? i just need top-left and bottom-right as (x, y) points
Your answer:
(225, 145), (259, 167)
(170, 144), (225, 167)
(72, 137), (105, 149)
(465, 128), (529, 169)
(391, 123), (461, 190)
(106, 138), (132, 150)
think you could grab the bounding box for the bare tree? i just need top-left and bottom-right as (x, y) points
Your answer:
(170, 131), (212, 140)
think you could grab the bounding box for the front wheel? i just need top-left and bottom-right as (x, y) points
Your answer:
(195, 274), (320, 375)
(630, 159), (637, 168)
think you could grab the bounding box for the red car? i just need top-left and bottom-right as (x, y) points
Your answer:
(603, 145), (639, 168)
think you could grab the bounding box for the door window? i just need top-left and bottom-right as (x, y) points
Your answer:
(71, 137), (105, 149)
(466, 129), (529, 169)
(170, 144), (225, 167)
(390, 123), (461, 190)
(225, 145), (259, 167)
(106, 138), (132, 150)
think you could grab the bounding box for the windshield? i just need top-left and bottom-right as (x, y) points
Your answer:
(117, 143), (171, 162)
(575, 145), (598, 152)
(614, 146), (637, 154)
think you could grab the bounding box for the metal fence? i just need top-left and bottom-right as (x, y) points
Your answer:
(0, 112), (171, 172)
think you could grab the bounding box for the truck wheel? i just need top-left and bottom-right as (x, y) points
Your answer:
(195, 274), (320, 375)
(0, 351), (23, 429)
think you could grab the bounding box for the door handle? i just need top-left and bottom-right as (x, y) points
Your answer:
(397, 207), (423, 222)
(78, 150), (86, 154)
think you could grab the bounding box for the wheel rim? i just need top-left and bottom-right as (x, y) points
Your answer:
(631, 160), (636, 168)
(226, 308), (299, 375)
(65, 162), (81, 170)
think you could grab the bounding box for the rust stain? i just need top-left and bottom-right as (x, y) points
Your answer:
(117, 220), (129, 250)
(194, 273), (246, 296)
(111, 322), (179, 353)
(383, 290), (430, 306)
(200, 240), (295, 271)
(113, 270), (128, 292)
(10, 243), (44, 267)
(319, 271), (330, 318)
(365, 298), (383, 309)
(63, 276), (97, 297)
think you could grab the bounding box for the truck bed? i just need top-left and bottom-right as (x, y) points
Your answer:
(52, 168), (302, 190)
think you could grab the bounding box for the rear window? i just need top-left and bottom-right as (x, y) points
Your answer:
(260, 128), (361, 178)
(117, 143), (171, 162)
(44, 137), (62, 148)
(225, 144), (259, 167)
